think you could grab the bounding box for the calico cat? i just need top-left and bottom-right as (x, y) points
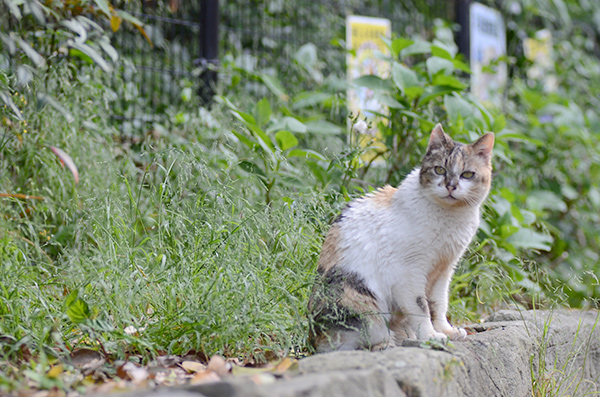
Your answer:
(308, 124), (494, 352)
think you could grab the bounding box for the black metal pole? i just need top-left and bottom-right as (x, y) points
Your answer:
(198, 0), (219, 105)
(455, 0), (471, 62)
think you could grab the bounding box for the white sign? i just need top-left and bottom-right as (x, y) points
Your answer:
(469, 2), (507, 104)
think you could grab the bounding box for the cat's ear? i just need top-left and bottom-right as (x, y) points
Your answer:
(471, 132), (494, 162)
(428, 124), (452, 149)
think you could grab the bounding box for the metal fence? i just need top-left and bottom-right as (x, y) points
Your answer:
(1, 0), (457, 129)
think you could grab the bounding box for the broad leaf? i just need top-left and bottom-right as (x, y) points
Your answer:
(259, 73), (289, 101)
(391, 38), (414, 57)
(507, 228), (553, 252)
(287, 149), (326, 161)
(70, 43), (111, 72)
(392, 62), (419, 93)
(353, 75), (393, 92)
(426, 56), (454, 77)
(255, 98), (272, 126)
(291, 92), (333, 109)
(238, 160), (267, 179)
(275, 130), (298, 151)
(15, 37), (45, 68)
(304, 120), (343, 135)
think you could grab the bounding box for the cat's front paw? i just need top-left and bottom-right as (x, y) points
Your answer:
(434, 320), (467, 340)
(423, 330), (448, 341)
(446, 326), (467, 340)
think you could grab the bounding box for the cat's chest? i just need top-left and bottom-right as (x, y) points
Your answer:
(385, 205), (479, 263)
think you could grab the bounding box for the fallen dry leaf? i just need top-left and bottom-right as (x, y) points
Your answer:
(250, 373), (276, 385)
(120, 362), (149, 384)
(180, 361), (206, 373)
(190, 370), (220, 385)
(230, 365), (272, 377)
(207, 355), (230, 377)
(155, 355), (182, 367)
(46, 364), (63, 379)
(273, 357), (297, 374)
(70, 348), (104, 372)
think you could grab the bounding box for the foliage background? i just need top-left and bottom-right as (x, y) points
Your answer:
(1, 0), (600, 393)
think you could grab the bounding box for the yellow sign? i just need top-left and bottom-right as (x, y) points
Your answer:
(523, 29), (556, 92)
(346, 16), (391, 160)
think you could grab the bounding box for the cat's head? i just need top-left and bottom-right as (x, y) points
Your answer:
(419, 124), (494, 208)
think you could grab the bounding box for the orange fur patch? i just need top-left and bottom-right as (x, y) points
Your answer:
(340, 285), (379, 315)
(317, 224), (342, 273)
(425, 254), (453, 300)
(371, 185), (397, 208)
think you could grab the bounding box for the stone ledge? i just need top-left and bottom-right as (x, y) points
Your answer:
(115, 310), (600, 397)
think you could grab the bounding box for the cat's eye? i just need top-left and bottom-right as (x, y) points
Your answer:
(434, 166), (446, 175)
(461, 171), (475, 179)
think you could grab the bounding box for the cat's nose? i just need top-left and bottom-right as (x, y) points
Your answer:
(446, 183), (457, 193)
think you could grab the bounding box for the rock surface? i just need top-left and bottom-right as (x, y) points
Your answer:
(115, 310), (600, 397)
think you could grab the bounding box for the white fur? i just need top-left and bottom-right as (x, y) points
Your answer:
(337, 168), (485, 347)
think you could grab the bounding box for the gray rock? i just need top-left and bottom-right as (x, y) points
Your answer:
(111, 310), (600, 397)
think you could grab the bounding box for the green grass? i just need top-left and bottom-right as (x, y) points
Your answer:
(0, 66), (337, 392)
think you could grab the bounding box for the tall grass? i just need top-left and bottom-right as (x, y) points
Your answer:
(0, 66), (334, 394)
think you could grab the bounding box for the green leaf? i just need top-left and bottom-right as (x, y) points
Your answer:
(93, 0), (111, 17)
(275, 130), (298, 151)
(238, 160), (267, 179)
(305, 119), (343, 135)
(426, 57), (454, 78)
(400, 39), (431, 57)
(417, 86), (459, 106)
(5, 0), (22, 19)
(432, 74), (466, 90)
(15, 37), (46, 68)
(374, 93), (405, 109)
(67, 298), (92, 324)
(70, 43), (111, 72)
(491, 114), (506, 133)
(353, 75), (394, 92)
(115, 9), (145, 26)
(392, 62), (419, 94)
(507, 228), (553, 252)
(391, 38), (414, 56)
(250, 126), (275, 152)
(291, 92), (333, 109)
(0, 33), (16, 54)
(444, 94), (474, 124)
(65, 289), (78, 308)
(0, 91), (24, 121)
(37, 93), (74, 122)
(526, 191), (567, 212)
(269, 117), (307, 134)
(231, 130), (257, 150)
(61, 19), (87, 43)
(404, 86), (425, 99)
(431, 45), (453, 60)
(27, 0), (46, 24)
(255, 98), (272, 126)
(97, 36), (119, 62)
(230, 109), (257, 126)
(453, 59), (471, 74)
(259, 73), (289, 101)
(288, 149), (326, 161)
